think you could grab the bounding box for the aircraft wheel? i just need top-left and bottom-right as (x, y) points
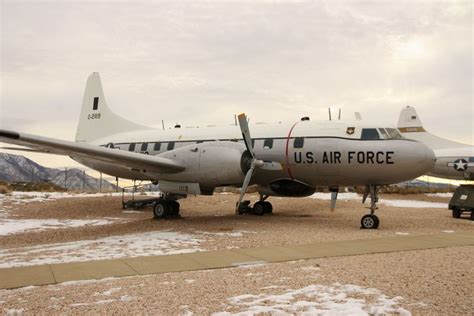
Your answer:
(253, 202), (266, 216)
(470, 211), (474, 221)
(153, 201), (169, 219)
(360, 214), (379, 229)
(263, 201), (273, 214)
(169, 201), (180, 216)
(452, 208), (462, 219)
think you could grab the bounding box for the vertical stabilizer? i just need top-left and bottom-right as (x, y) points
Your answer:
(397, 106), (424, 131)
(75, 73), (150, 142)
(397, 106), (469, 150)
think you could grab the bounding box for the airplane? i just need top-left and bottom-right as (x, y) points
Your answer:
(397, 106), (474, 181)
(0, 73), (436, 229)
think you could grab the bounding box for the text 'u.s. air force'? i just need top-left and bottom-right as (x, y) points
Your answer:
(294, 151), (395, 164)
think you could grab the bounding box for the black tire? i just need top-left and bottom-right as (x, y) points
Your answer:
(253, 202), (265, 216)
(153, 201), (169, 219)
(470, 211), (474, 221)
(263, 201), (273, 214)
(361, 214), (379, 229)
(452, 208), (462, 219)
(169, 201), (180, 216)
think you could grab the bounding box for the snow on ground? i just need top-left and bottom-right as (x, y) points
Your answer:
(196, 230), (257, 237)
(309, 192), (448, 208)
(425, 193), (453, 198)
(0, 191), (163, 204)
(0, 231), (204, 268)
(379, 199), (447, 208)
(309, 192), (360, 201)
(213, 283), (411, 316)
(0, 218), (122, 236)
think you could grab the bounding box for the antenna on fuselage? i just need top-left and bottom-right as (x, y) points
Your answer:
(234, 114), (237, 126)
(161, 120), (165, 130)
(328, 108), (332, 121)
(338, 108), (341, 120)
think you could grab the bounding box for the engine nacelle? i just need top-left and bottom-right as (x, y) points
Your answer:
(157, 141), (247, 187)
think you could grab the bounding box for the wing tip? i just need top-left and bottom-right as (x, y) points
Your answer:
(0, 130), (20, 140)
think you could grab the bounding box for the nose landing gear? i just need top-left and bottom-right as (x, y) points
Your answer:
(360, 185), (380, 229)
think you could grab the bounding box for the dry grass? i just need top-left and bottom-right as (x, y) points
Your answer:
(0, 184), (11, 194)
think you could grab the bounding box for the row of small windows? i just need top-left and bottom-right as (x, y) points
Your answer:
(129, 142), (175, 152)
(119, 138), (306, 152)
(109, 132), (400, 153)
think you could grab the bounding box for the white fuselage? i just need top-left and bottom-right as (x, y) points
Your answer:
(74, 119), (435, 196)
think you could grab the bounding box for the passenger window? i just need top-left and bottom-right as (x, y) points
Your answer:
(153, 142), (161, 151)
(378, 129), (389, 139)
(141, 142), (148, 152)
(263, 138), (273, 149)
(294, 137), (304, 148)
(129, 143), (136, 151)
(167, 142), (175, 150)
(361, 129), (380, 140)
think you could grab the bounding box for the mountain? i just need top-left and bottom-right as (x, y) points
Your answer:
(395, 179), (457, 189)
(0, 152), (118, 191)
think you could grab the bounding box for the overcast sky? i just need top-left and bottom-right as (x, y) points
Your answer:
(1, 0), (472, 170)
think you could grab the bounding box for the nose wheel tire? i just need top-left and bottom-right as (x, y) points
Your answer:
(360, 214), (379, 229)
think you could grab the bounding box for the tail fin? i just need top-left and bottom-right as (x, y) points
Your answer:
(75, 73), (150, 142)
(397, 106), (425, 131)
(397, 106), (468, 150)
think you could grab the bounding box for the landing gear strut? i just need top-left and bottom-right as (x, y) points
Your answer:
(153, 195), (181, 219)
(360, 185), (380, 229)
(236, 194), (273, 216)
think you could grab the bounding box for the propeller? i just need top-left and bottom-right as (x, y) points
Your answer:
(236, 113), (282, 212)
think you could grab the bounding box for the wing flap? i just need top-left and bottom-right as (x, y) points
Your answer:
(0, 129), (185, 174)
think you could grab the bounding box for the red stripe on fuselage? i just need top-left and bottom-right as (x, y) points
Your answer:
(285, 121), (300, 179)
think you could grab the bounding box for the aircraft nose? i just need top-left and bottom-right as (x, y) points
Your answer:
(418, 143), (436, 174)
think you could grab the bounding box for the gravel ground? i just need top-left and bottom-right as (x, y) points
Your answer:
(0, 192), (473, 314)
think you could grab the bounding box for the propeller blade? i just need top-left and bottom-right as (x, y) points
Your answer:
(236, 166), (255, 209)
(330, 191), (338, 212)
(237, 113), (254, 158)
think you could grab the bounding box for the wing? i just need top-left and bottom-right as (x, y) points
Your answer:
(0, 129), (185, 174)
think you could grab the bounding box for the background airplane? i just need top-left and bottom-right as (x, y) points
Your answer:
(397, 106), (474, 181)
(0, 73), (436, 229)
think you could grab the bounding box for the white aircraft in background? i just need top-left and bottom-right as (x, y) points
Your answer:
(398, 106), (474, 181)
(0, 73), (435, 229)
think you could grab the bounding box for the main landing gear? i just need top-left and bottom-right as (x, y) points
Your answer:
(360, 185), (380, 229)
(153, 195), (181, 219)
(237, 194), (273, 216)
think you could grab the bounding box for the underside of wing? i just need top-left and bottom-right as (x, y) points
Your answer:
(0, 129), (185, 174)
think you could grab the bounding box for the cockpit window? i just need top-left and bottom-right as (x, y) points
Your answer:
(386, 128), (403, 139)
(361, 129), (380, 140)
(378, 128), (389, 139)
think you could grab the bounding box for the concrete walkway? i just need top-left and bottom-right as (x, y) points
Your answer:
(1, 231), (473, 290)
